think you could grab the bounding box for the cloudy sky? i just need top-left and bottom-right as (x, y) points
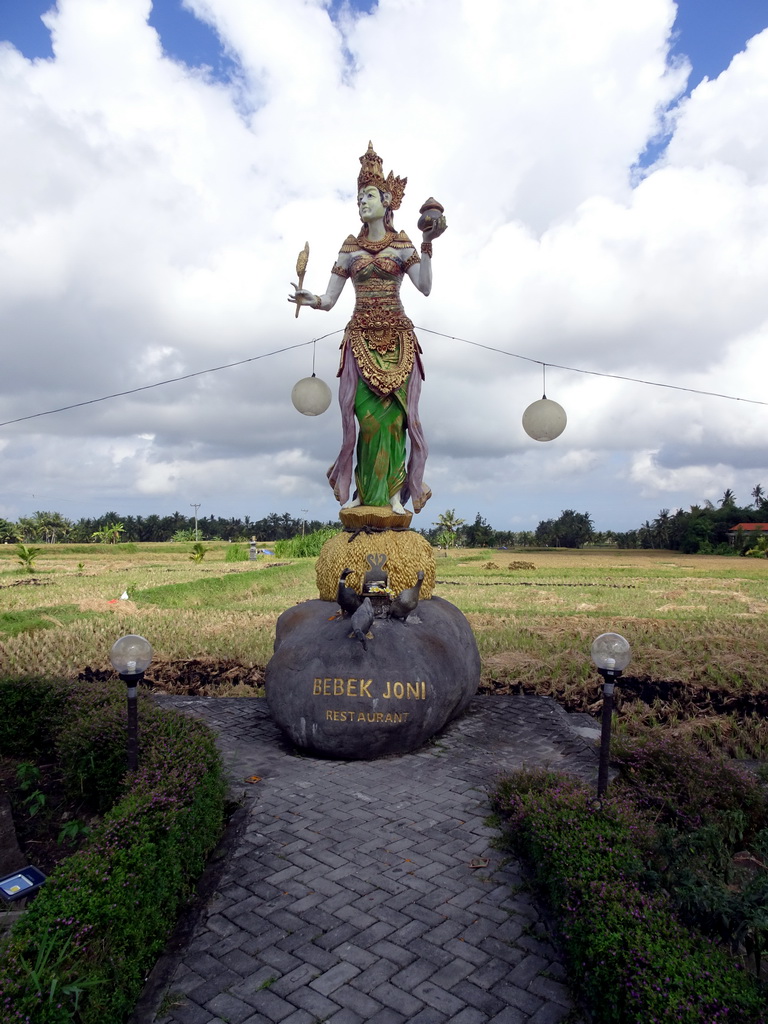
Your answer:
(1, 0), (768, 534)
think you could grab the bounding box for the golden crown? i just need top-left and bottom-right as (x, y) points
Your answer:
(357, 141), (407, 211)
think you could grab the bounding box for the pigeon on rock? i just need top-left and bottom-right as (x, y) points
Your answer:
(337, 568), (363, 617)
(350, 597), (374, 650)
(389, 571), (425, 622)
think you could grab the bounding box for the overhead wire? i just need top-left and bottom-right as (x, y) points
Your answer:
(0, 333), (342, 428)
(416, 328), (768, 407)
(0, 324), (765, 429)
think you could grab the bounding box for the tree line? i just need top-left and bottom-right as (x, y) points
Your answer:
(424, 489), (768, 554)
(612, 486), (768, 554)
(0, 510), (336, 545)
(2, 485), (766, 553)
(425, 509), (597, 549)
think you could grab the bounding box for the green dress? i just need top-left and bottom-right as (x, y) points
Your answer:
(327, 232), (429, 511)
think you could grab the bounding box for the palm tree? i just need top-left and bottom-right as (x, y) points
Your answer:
(32, 510), (72, 543)
(0, 518), (17, 544)
(189, 542), (207, 564)
(433, 509), (465, 548)
(653, 509), (671, 549)
(92, 521), (124, 544)
(638, 520), (655, 548)
(16, 543), (41, 573)
(751, 484), (765, 509)
(719, 488), (736, 508)
(15, 516), (39, 543)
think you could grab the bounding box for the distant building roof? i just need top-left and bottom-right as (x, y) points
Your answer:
(727, 523), (768, 532)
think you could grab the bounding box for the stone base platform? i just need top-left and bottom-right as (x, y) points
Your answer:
(265, 596), (479, 759)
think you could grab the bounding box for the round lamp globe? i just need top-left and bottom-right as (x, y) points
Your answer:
(522, 398), (567, 442)
(292, 376), (332, 416)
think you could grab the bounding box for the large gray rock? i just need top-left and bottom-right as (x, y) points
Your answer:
(265, 597), (479, 759)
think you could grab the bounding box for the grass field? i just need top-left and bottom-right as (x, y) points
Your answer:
(1, 542), (767, 756)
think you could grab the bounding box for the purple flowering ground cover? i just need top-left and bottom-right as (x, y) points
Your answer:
(0, 676), (226, 1024)
(491, 747), (768, 1024)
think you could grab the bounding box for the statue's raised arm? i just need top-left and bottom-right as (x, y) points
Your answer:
(289, 142), (446, 521)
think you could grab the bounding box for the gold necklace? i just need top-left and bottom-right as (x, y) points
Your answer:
(357, 230), (395, 254)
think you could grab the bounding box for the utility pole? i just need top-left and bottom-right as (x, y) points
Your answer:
(190, 503), (201, 541)
(301, 509), (308, 537)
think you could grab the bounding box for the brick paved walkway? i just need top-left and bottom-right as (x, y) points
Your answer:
(138, 696), (598, 1024)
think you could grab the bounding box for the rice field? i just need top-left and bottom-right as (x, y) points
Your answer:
(1, 543), (767, 755)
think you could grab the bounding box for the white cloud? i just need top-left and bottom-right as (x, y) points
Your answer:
(1, 0), (767, 531)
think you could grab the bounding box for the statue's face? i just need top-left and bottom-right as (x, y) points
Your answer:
(358, 186), (386, 222)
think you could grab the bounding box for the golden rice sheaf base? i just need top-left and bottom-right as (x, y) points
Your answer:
(316, 528), (436, 601)
(339, 505), (413, 530)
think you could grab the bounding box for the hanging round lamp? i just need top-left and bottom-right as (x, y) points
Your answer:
(522, 397), (567, 441)
(522, 364), (567, 441)
(291, 374), (332, 416)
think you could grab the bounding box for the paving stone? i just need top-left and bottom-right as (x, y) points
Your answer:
(411, 980), (467, 1016)
(528, 1005), (575, 1024)
(326, 1009), (365, 1024)
(506, 954), (550, 989)
(368, 938), (418, 967)
(267, 964), (322, 998)
(220, 948), (267, 976)
(408, 1008), (450, 1024)
(239, 989), (296, 1021)
(349, 957), (400, 993)
(427, 958), (476, 991)
(185, 952), (225, 979)
(309, 961), (361, 996)
(445, 1009), (487, 1024)
(367, 1010), (408, 1024)
(389, 958), (437, 992)
(206, 992), (259, 1024)
(254, 947), (302, 974)
(185, 976), (238, 1005)
(279, 1012), (315, 1024)
(332, 983), (385, 1017)
(479, 936), (526, 965)
(486, 1006), (527, 1024)
(418, 942), (459, 969)
(491, 981), (544, 1016)
(312, 921), (360, 950)
(370, 980), (426, 1016)
(157, 1001), (211, 1024)
(450, 980), (506, 1017)
(289, 941), (340, 970)
(143, 694), (599, 1024)
(466, 957), (510, 991)
(527, 976), (573, 1008)
(286, 985), (341, 1018)
(443, 937), (490, 967)
(389, 919), (431, 945)
(353, 921), (397, 948)
(231, 967), (291, 999)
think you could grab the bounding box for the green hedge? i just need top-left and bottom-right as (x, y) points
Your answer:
(0, 677), (226, 1023)
(491, 765), (767, 1024)
(273, 528), (340, 558)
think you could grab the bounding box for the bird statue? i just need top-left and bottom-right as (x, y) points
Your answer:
(337, 568), (363, 617)
(389, 571), (425, 622)
(350, 597), (374, 650)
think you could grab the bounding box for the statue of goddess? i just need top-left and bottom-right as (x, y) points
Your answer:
(289, 142), (446, 516)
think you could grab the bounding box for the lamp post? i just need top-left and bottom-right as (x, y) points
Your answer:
(109, 634), (153, 772)
(590, 632), (631, 799)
